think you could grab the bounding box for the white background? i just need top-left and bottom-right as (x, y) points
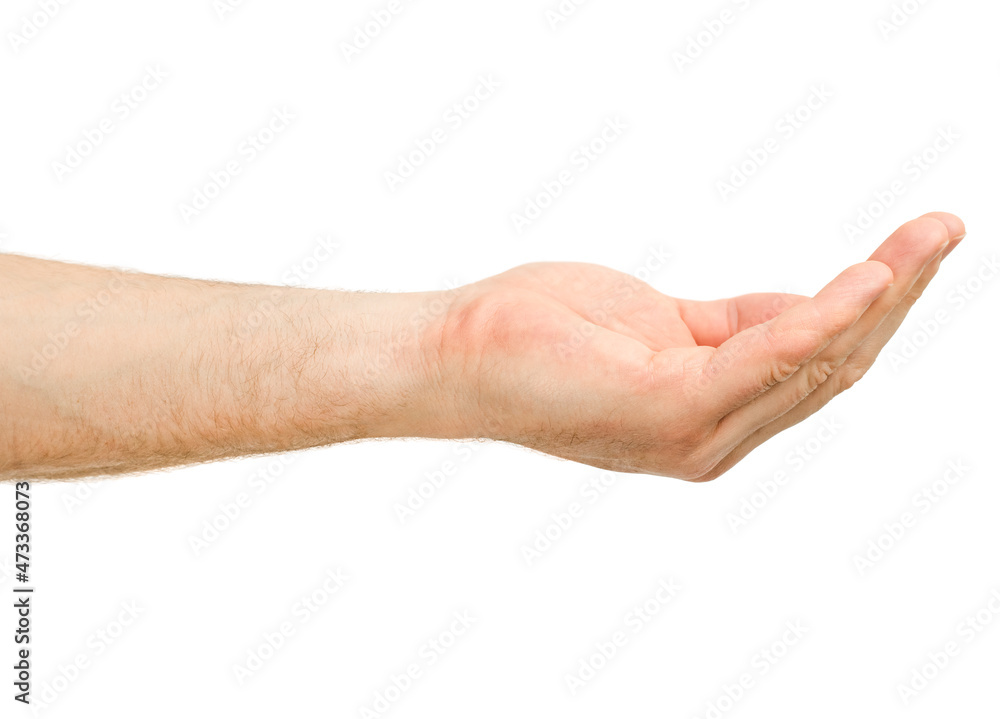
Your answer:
(2, 0), (999, 717)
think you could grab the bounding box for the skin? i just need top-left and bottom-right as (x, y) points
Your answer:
(0, 212), (965, 482)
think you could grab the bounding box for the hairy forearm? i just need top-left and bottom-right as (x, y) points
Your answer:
(0, 254), (454, 481)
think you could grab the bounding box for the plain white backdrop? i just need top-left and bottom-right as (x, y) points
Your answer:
(2, 0), (998, 716)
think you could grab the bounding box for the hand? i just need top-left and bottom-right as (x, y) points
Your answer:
(430, 213), (965, 480)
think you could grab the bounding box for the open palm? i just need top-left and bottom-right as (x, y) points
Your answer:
(438, 213), (964, 480)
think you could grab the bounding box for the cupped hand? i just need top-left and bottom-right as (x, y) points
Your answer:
(433, 213), (965, 480)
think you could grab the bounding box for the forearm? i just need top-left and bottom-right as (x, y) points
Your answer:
(0, 254), (453, 481)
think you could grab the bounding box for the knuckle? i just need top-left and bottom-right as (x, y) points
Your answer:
(768, 356), (802, 387)
(762, 324), (822, 387)
(807, 358), (838, 391)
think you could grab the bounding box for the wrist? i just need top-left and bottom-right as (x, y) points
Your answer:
(356, 287), (471, 440)
(219, 283), (476, 447)
(206, 284), (468, 449)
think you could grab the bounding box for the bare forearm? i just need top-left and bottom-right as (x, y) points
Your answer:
(0, 254), (449, 480)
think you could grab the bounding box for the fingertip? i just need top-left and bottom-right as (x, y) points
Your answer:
(920, 211), (966, 241)
(915, 216), (952, 250)
(923, 212), (968, 260)
(881, 216), (953, 272)
(864, 260), (894, 289)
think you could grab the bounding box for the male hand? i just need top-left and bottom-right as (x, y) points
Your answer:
(431, 213), (965, 480)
